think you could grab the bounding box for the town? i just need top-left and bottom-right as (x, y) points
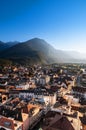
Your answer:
(0, 63), (85, 130)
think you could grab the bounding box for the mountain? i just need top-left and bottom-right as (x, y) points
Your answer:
(6, 41), (19, 47)
(0, 41), (9, 51)
(0, 41), (19, 52)
(0, 38), (86, 64)
(0, 38), (58, 64)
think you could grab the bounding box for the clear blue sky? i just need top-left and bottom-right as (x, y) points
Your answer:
(0, 0), (86, 52)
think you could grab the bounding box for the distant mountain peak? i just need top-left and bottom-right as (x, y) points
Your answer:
(26, 37), (47, 43)
(31, 37), (41, 40)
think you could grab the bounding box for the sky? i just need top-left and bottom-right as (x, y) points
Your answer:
(0, 0), (86, 53)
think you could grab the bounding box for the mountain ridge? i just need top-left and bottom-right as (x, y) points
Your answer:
(0, 41), (19, 52)
(0, 38), (86, 64)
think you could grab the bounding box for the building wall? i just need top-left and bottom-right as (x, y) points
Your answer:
(22, 117), (29, 130)
(16, 84), (29, 90)
(19, 92), (56, 105)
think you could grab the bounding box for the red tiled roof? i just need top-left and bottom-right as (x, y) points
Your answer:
(44, 113), (74, 130)
(51, 117), (74, 130)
